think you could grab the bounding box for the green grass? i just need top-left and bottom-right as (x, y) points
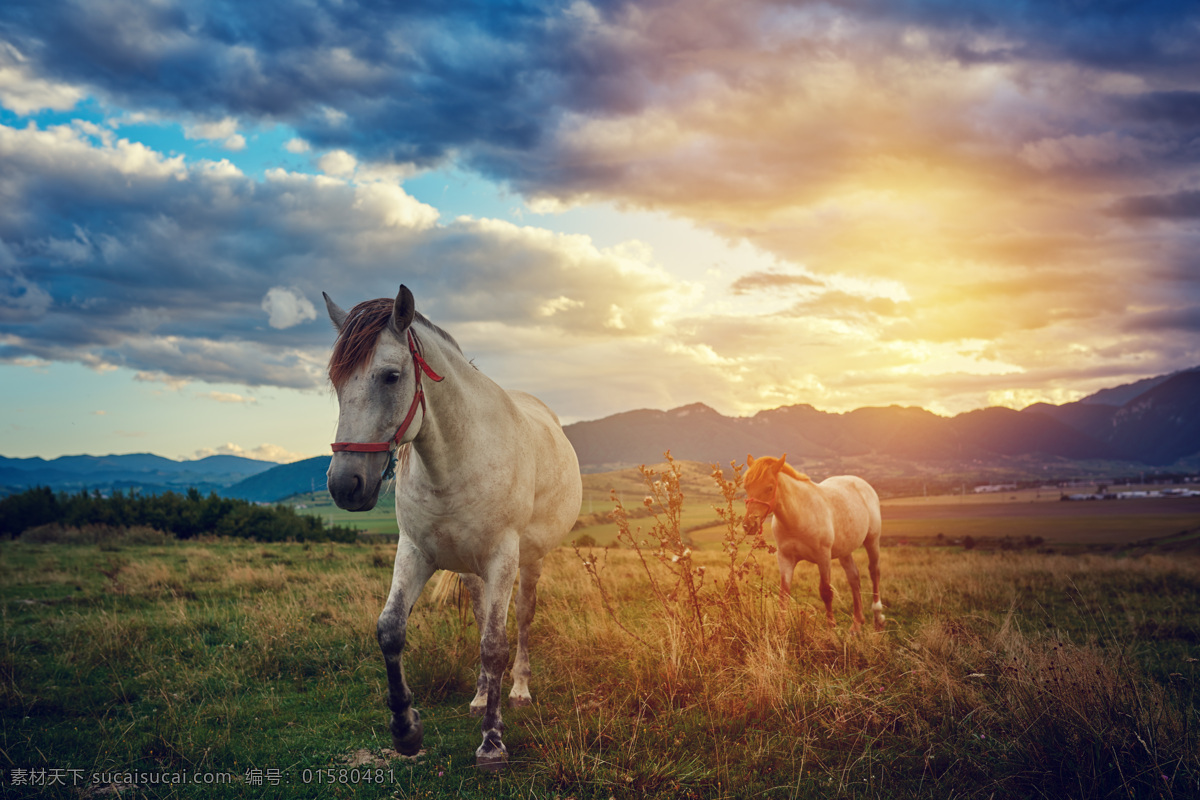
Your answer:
(2, 534), (1198, 799)
(290, 492), (402, 535)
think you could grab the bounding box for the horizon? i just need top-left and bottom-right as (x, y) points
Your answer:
(2, 2), (1199, 462)
(6, 363), (1189, 465)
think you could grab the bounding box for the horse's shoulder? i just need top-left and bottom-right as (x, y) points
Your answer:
(504, 390), (574, 443)
(505, 389), (560, 424)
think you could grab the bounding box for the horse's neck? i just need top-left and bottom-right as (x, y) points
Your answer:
(775, 474), (819, 529)
(407, 328), (513, 488)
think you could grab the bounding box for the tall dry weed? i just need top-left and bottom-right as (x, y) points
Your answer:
(574, 452), (784, 710)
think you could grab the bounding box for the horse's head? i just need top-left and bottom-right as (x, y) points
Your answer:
(743, 453), (790, 530)
(324, 285), (423, 512)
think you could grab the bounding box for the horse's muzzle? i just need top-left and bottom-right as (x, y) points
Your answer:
(327, 454), (384, 511)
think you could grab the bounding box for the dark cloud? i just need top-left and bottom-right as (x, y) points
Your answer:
(0, 0), (629, 168)
(1113, 91), (1200, 127)
(1110, 190), (1200, 220)
(3, 0), (1199, 191)
(1122, 306), (1200, 334)
(860, 0), (1200, 75)
(730, 271), (822, 295)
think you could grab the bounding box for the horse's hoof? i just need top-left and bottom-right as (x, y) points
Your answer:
(475, 738), (507, 771)
(468, 703), (486, 717)
(509, 694), (532, 709)
(390, 710), (423, 756)
(475, 750), (507, 771)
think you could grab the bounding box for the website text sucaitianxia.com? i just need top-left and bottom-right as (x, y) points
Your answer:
(6, 766), (400, 788)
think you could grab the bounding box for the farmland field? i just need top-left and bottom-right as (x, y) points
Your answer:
(289, 462), (1200, 552)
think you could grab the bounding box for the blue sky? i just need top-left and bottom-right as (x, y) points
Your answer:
(2, 0), (1199, 462)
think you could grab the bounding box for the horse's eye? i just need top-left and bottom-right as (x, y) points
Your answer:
(383, 371), (401, 385)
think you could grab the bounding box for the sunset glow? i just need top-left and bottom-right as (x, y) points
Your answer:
(1, 1), (1198, 460)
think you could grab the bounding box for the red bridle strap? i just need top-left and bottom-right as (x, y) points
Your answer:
(745, 495), (777, 518)
(330, 330), (445, 453)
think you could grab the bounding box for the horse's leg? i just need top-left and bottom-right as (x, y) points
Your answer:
(474, 550), (520, 771)
(775, 549), (798, 610)
(377, 540), (436, 755)
(459, 573), (490, 716)
(865, 535), (885, 631)
(839, 554), (865, 633)
(815, 551), (836, 627)
(509, 558), (542, 708)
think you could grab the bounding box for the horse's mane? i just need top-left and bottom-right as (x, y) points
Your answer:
(746, 456), (811, 484)
(328, 297), (462, 389)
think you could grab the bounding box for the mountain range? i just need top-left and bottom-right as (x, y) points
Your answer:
(0, 453), (276, 497)
(564, 367), (1200, 472)
(3, 366), (1198, 501)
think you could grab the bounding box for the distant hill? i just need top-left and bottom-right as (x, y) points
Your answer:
(1019, 370), (1200, 465)
(223, 456), (332, 503)
(1078, 368), (1198, 407)
(0, 453), (277, 496)
(1106, 371), (1200, 464)
(563, 367), (1200, 471)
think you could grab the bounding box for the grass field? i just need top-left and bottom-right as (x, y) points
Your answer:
(2, 528), (1198, 799)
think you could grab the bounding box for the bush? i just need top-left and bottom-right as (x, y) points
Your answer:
(0, 486), (357, 543)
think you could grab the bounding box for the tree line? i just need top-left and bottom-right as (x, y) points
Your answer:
(0, 486), (358, 543)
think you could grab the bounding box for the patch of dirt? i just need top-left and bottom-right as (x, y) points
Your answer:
(342, 748), (423, 768)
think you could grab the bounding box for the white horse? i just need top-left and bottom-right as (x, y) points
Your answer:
(743, 454), (884, 632)
(323, 285), (582, 770)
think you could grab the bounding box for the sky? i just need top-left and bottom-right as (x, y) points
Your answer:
(1, 0), (1199, 463)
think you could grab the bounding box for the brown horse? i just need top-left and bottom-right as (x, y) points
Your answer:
(743, 454), (884, 632)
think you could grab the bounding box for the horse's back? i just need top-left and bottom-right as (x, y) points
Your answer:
(818, 475), (881, 548)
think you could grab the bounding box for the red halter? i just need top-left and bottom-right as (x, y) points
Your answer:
(330, 329), (444, 454)
(745, 494), (777, 518)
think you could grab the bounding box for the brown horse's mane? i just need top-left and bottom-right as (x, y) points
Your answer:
(328, 297), (462, 389)
(746, 456), (811, 484)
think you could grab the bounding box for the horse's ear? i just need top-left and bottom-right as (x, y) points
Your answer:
(391, 284), (415, 335)
(774, 453), (788, 473)
(746, 454), (755, 467)
(323, 292), (348, 332)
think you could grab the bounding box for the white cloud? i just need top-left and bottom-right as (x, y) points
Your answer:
(133, 371), (190, 391)
(318, 149), (357, 176)
(537, 295), (585, 317)
(183, 117), (245, 151)
(193, 442), (309, 463)
(285, 137), (310, 153)
(0, 43), (85, 114)
(184, 117), (239, 141)
(261, 287), (318, 329)
(197, 391), (257, 404)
